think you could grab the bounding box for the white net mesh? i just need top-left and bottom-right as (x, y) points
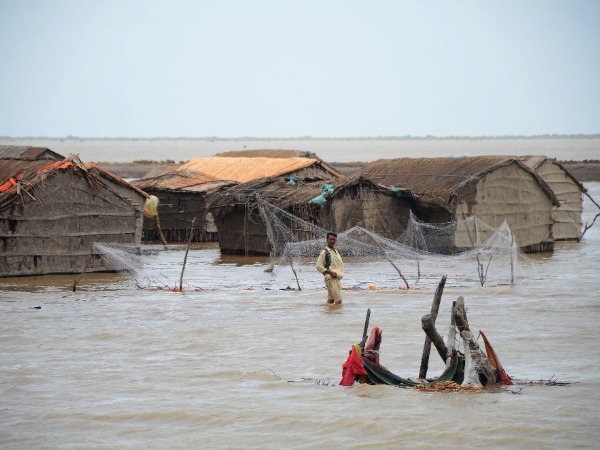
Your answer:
(93, 243), (144, 274)
(259, 200), (521, 287)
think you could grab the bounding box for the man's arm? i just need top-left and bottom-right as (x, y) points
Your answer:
(316, 250), (328, 274)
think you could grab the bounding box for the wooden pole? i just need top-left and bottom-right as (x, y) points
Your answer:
(421, 314), (448, 363)
(72, 251), (94, 292)
(366, 231), (409, 289)
(446, 300), (458, 363)
(290, 257), (301, 291)
(359, 308), (371, 352)
(453, 296), (468, 333)
(155, 215), (168, 246)
(418, 276), (447, 378)
(178, 218), (197, 291)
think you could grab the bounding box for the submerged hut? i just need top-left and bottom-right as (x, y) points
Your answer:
(132, 169), (236, 242)
(0, 146), (148, 277)
(520, 156), (585, 241)
(361, 156), (560, 253)
(209, 175), (418, 255)
(210, 176), (342, 255)
(135, 154), (343, 244)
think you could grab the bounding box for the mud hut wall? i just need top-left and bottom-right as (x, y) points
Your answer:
(142, 189), (213, 242)
(323, 187), (413, 239)
(0, 171), (139, 276)
(454, 164), (554, 250)
(534, 161), (583, 240)
(213, 205), (270, 255)
(97, 177), (146, 242)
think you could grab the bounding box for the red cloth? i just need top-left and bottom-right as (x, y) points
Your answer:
(364, 327), (382, 365)
(480, 329), (513, 385)
(340, 345), (367, 386)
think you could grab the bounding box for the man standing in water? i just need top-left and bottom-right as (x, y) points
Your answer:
(316, 232), (345, 305)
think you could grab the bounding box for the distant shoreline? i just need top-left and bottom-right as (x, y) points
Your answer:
(3, 137), (598, 168)
(2, 134), (600, 141)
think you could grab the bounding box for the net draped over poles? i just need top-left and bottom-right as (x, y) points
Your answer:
(259, 201), (520, 287)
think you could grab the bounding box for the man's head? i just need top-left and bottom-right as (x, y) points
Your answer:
(326, 232), (337, 248)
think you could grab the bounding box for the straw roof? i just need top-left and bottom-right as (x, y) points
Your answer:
(209, 174), (399, 214)
(215, 149), (317, 159)
(361, 156), (558, 207)
(178, 156), (342, 182)
(519, 155), (586, 191)
(132, 169), (236, 193)
(0, 145), (64, 161)
(210, 176), (342, 211)
(1, 155), (149, 210)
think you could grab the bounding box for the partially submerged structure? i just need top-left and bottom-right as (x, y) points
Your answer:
(0, 146), (148, 277)
(132, 169), (236, 242)
(209, 175), (418, 255)
(360, 156), (560, 253)
(135, 153), (344, 244)
(520, 156), (585, 241)
(209, 176), (339, 255)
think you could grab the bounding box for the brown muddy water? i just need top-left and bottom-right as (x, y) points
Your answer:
(1, 184), (600, 449)
(1, 136), (599, 163)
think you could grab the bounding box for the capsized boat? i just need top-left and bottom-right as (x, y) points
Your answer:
(340, 325), (465, 387)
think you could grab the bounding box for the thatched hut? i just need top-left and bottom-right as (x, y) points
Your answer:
(132, 169), (236, 242)
(209, 176), (334, 255)
(0, 147), (148, 277)
(134, 154), (343, 244)
(361, 156), (560, 253)
(520, 156), (585, 241)
(209, 175), (419, 255)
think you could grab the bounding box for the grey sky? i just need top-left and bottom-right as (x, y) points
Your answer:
(1, 0), (598, 138)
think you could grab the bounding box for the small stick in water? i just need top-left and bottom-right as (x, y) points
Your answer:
(177, 218), (197, 291)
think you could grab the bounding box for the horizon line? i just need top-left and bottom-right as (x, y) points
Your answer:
(1, 133), (600, 141)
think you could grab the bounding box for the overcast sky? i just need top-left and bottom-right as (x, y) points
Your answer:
(0, 0), (598, 138)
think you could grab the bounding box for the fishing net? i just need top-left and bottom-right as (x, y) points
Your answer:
(93, 243), (144, 274)
(259, 201), (521, 287)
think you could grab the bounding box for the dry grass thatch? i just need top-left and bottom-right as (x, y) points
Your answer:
(209, 176), (337, 212)
(361, 156), (559, 206)
(1, 153), (149, 211)
(0, 145), (64, 161)
(178, 156), (342, 182)
(519, 155), (586, 192)
(132, 169), (236, 193)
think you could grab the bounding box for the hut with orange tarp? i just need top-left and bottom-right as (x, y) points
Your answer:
(132, 150), (343, 244)
(0, 146), (148, 277)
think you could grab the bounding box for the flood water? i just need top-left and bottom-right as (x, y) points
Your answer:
(1, 181), (599, 448)
(0, 136), (598, 163)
